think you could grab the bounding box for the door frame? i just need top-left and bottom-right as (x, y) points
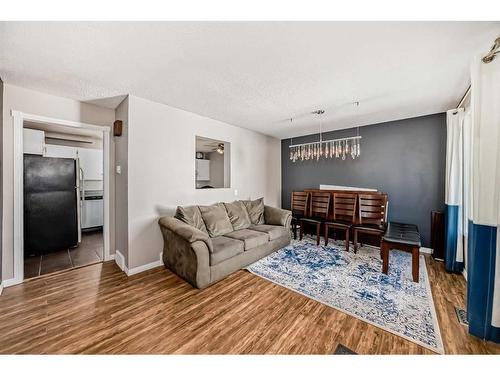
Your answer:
(11, 110), (112, 285)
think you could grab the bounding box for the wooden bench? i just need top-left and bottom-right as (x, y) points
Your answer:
(381, 222), (421, 282)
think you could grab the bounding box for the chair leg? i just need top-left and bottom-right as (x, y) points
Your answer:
(325, 225), (329, 246)
(345, 228), (350, 252)
(299, 222), (304, 240)
(353, 229), (358, 253)
(316, 223), (321, 246)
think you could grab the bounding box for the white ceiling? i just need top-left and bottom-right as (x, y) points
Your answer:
(1, 22), (499, 139)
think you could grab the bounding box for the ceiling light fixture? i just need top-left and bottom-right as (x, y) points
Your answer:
(216, 143), (224, 154)
(289, 108), (361, 163)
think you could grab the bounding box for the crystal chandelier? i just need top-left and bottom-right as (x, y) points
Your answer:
(289, 110), (361, 163)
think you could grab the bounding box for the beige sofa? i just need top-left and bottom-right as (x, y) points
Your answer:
(158, 198), (292, 288)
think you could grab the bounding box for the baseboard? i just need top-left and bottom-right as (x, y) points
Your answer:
(2, 277), (22, 288)
(420, 247), (433, 255)
(0, 281), (3, 296)
(115, 250), (126, 273)
(115, 250), (163, 276)
(126, 259), (163, 276)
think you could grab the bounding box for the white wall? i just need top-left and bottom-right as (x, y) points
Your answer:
(126, 95), (281, 269)
(207, 151), (224, 188)
(1, 86), (282, 277)
(1, 84), (116, 280)
(114, 96), (129, 265)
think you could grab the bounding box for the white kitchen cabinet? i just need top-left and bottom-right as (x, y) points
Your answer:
(196, 159), (210, 181)
(23, 128), (45, 155)
(81, 198), (104, 229)
(77, 148), (103, 180)
(45, 144), (78, 159)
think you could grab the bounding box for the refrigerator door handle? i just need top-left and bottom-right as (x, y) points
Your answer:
(76, 159), (82, 243)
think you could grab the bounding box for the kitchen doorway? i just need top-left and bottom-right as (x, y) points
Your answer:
(11, 111), (112, 285)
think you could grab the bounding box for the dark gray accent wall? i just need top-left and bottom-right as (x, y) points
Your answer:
(281, 113), (446, 247)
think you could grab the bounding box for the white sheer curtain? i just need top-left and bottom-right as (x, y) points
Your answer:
(471, 56), (500, 228)
(467, 53), (500, 341)
(445, 108), (467, 272)
(462, 109), (472, 274)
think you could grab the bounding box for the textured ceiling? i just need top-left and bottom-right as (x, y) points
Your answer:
(1, 22), (499, 139)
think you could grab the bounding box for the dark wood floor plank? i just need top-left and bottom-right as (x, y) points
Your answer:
(1, 255), (499, 354)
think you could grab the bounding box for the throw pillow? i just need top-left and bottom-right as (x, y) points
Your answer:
(174, 205), (208, 234)
(242, 197), (265, 225)
(224, 201), (252, 230)
(199, 203), (234, 237)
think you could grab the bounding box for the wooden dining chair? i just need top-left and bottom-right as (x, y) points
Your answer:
(290, 191), (310, 240)
(353, 193), (388, 253)
(324, 193), (357, 251)
(299, 192), (331, 245)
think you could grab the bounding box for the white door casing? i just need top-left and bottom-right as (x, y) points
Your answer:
(10, 110), (112, 286)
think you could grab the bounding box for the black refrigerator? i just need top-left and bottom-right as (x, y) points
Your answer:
(24, 154), (79, 256)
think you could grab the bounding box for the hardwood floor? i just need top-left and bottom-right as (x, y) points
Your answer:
(1, 255), (499, 354)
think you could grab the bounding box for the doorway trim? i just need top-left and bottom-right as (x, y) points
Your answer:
(11, 110), (112, 286)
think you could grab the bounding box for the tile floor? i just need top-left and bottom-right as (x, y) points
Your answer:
(24, 230), (103, 279)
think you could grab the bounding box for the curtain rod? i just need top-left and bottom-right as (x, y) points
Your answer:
(482, 36), (500, 63)
(456, 85), (471, 109)
(455, 36), (499, 109)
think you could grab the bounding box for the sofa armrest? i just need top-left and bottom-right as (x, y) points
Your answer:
(264, 205), (292, 229)
(158, 217), (213, 252)
(158, 217), (211, 288)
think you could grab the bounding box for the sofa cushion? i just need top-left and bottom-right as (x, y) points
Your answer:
(210, 236), (244, 265)
(174, 205), (208, 234)
(250, 224), (289, 241)
(224, 229), (269, 250)
(199, 203), (234, 237)
(224, 201), (252, 230)
(242, 197), (265, 225)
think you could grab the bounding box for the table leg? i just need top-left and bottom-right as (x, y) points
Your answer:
(412, 246), (419, 282)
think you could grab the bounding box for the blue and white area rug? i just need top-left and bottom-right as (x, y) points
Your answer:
(246, 236), (444, 353)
